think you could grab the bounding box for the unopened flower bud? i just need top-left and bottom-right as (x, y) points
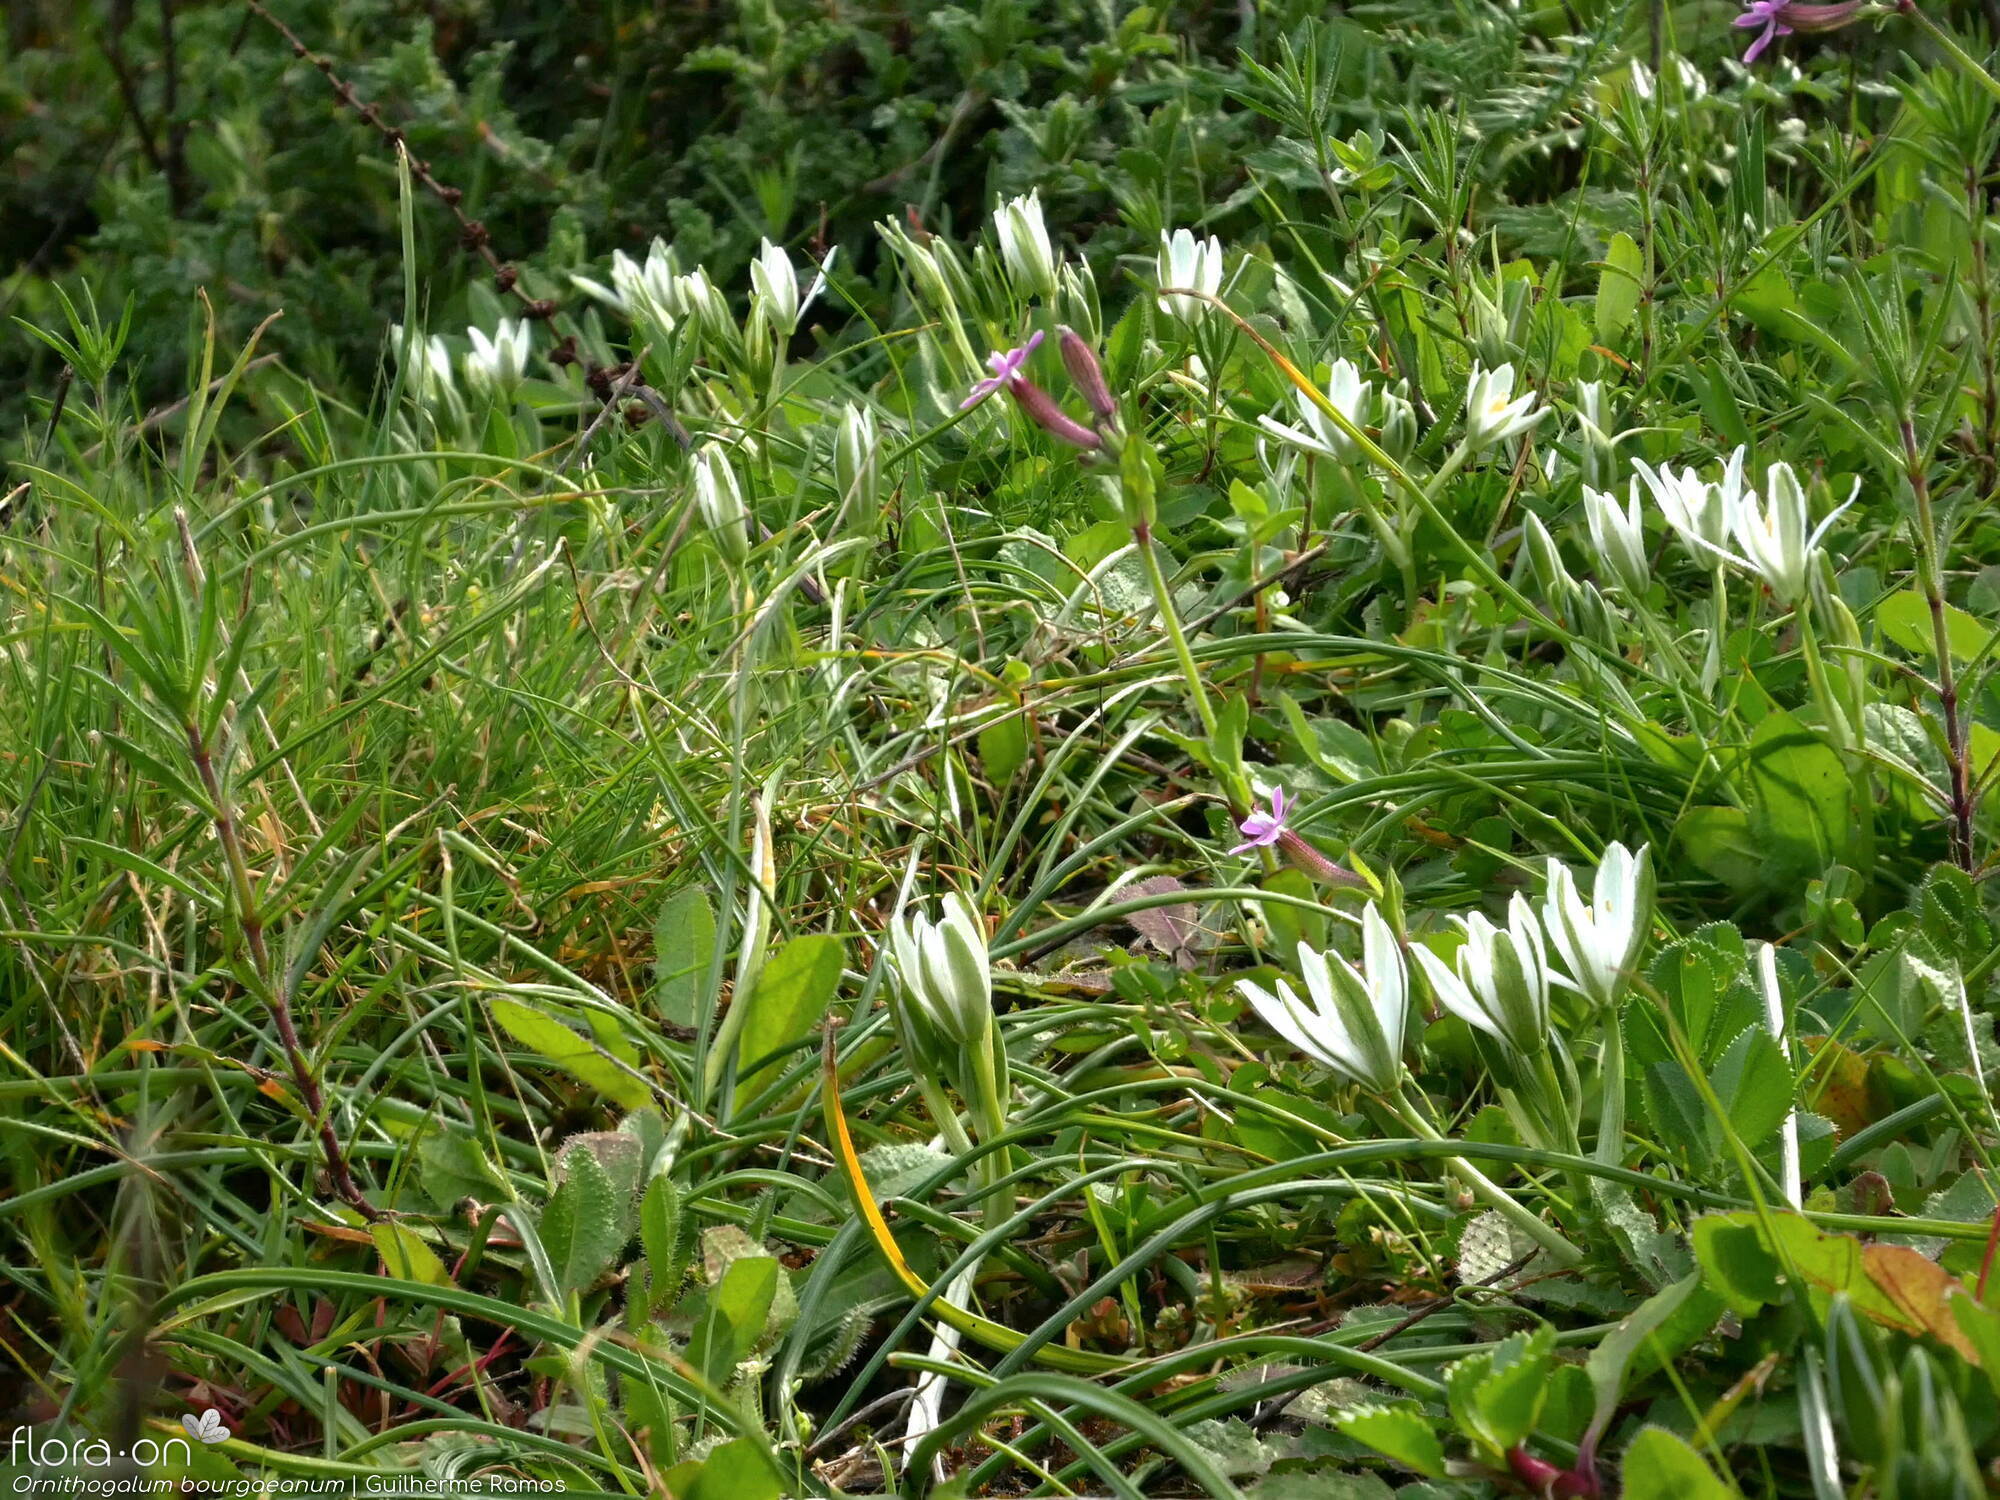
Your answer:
(1781, 0), (1865, 26)
(996, 191), (1060, 300)
(835, 404), (880, 513)
(1520, 513), (1576, 608)
(890, 894), (994, 1047)
(1058, 327), (1117, 423)
(1007, 377), (1101, 450)
(692, 446), (751, 564)
(749, 239), (801, 335)
(1377, 386), (1417, 461)
(1058, 264), (1100, 344)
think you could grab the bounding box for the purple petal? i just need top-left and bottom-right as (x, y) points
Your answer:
(960, 376), (1004, 410)
(963, 330), (1047, 410)
(1229, 826), (1283, 854)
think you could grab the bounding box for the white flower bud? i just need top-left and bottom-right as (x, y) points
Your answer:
(995, 191), (1059, 300)
(1155, 228), (1223, 321)
(692, 446), (750, 563)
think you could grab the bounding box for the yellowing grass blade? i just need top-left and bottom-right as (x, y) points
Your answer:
(820, 1026), (1125, 1375)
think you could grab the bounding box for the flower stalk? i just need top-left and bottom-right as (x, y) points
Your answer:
(1390, 1090), (1583, 1266)
(1898, 412), (1976, 870)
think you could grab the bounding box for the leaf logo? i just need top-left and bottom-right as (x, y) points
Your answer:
(180, 1410), (229, 1445)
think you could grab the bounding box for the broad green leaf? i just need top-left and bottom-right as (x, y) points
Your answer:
(1620, 1427), (1735, 1499)
(1912, 862), (1994, 969)
(1256, 869), (1326, 958)
(1588, 1181), (1691, 1288)
(687, 1256), (779, 1389)
(1743, 710), (1853, 874)
(1672, 807), (1765, 896)
(1874, 589), (1990, 663)
(1694, 1210), (1980, 1360)
(1332, 1402), (1447, 1478)
(1276, 692), (1380, 784)
(1247, 1471), (1395, 1498)
(1951, 1297), (2000, 1399)
(979, 713), (1029, 784)
(1444, 1325), (1553, 1458)
(1540, 1364), (1594, 1444)
(624, 1378), (675, 1469)
(371, 1223), (450, 1286)
(540, 1140), (630, 1297)
(619, 1105), (670, 1180)
(1645, 923), (1752, 1063)
(489, 996), (650, 1109)
(1584, 1273), (1720, 1442)
(667, 1437), (784, 1500)
(582, 1003), (639, 1067)
(1706, 1025), (1793, 1154)
(1595, 232), (1645, 340)
(734, 933), (844, 1095)
(1692, 1214), (1786, 1316)
(653, 886), (716, 1029)
(701, 1225), (799, 1340)
(558, 1130), (645, 1203)
(416, 1128), (509, 1212)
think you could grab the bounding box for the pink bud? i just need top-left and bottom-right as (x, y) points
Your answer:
(1779, 0), (1864, 25)
(1277, 830), (1366, 888)
(1058, 327), (1117, 422)
(1006, 377), (1102, 451)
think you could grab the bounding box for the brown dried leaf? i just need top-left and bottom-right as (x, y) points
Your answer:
(1127, 876), (1203, 967)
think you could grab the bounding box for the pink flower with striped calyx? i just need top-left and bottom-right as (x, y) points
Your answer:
(1230, 787), (1290, 854)
(961, 330), (1046, 410)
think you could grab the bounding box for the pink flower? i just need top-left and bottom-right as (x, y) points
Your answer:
(1230, 787), (1289, 854)
(1735, 0), (1793, 59)
(961, 330), (1046, 409)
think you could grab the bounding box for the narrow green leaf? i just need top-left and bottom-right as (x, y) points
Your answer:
(489, 996), (650, 1109)
(370, 1223), (451, 1286)
(67, 836), (224, 908)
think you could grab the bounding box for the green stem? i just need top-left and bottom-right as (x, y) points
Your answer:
(703, 792), (774, 1109)
(1898, 0), (2000, 104)
(1391, 1089), (1583, 1266)
(1794, 594), (1854, 753)
(1134, 522), (1244, 809)
(966, 1029), (1013, 1233)
(1531, 1049), (1583, 1160)
(1898, 412), (1976, 869)
(1595, 1010), (1627, 1169)
(1705, 563), (1727, 694)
